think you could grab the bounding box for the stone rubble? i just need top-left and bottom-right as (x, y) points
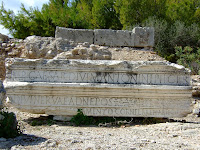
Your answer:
(0, 35), (163, 80)
(54, 43), (111, 60)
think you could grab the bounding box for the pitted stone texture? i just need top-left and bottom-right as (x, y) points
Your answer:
(0, 80), (6, 109)
(4, 58), (192, 118)
(23, 36), (57, 59)
(94, 29), (134, 47)
(54, 44), (111, 60)
(55, 27), (94, 44)
(21, 36), (79, 59)
(133, 27), (154, 47)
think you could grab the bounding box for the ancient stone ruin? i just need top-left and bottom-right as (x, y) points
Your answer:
(56, 27), (154, 48)
(3, 27), (192, 119)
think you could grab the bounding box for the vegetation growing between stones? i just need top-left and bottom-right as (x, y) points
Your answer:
(0, 110), (22, 138)
(70, 109), (167, 126)
(70, 109), (94, 126)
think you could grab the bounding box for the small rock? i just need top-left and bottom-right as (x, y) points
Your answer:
(72, 48), (79, 55)
(85, 147), (95, 150)
(40, 139), (57, 148)
(141, 139), (149, 142)
(11, 43), (15, 47)
(71, 140), (82, 144)
(151, 140), (156, 143)
(18, 39), (23, 43)
(172, 134), (178, 137)
(2, 43), (7, 47)
(78, 47), (88, 55)
(193, 108), (200, 115)
(5, 47), (11, 52)
(90, 44), (97, 50)
(123, 47), (130, 51)
(82, 42), (90, 47)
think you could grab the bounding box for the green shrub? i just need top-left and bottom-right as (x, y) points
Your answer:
(0, 110), (21, 138)
(30, 116), (55, 126)
(70, 109), (94, 126)
(70, 109), (166, 126)
(143, 17), (200, 63)
(175, 46), (200, 74)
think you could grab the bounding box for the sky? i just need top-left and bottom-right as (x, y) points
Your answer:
(0, 0), (49, 37)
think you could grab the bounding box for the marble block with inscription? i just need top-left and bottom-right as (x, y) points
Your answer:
(4, 58), (192, 118)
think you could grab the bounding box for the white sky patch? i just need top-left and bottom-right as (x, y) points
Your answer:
(19, 0), (35, 7)
(0, 0), (49, 37)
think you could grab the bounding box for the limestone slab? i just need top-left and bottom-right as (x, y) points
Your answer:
(94, 29), (134, 47)
(55, 27), (94, 44)
(5, 82), (191, 118)
(4, 58), (192, 118)
(132, 27), (154, 47)
(5, 59), (190, 86)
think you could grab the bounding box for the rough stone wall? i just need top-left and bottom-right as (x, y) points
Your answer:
(55, 27), (154, 48)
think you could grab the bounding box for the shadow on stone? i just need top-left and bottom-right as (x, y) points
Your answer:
(23, 115), (59, 126)
(0, 134), (47, 149)
(23, 114), (170, 127)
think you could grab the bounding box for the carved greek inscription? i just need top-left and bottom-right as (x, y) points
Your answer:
(9, 95), (190, 117)
(10, 70), (190, 86)
(11, 95), (190, 109)
(82, 108), (183, 117)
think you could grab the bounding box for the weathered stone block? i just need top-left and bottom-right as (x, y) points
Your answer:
(94, 29), (134, 47)
(4, 58), (192, 118)
(55, 27), (94, 44)
(132, 27), (154, 47)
